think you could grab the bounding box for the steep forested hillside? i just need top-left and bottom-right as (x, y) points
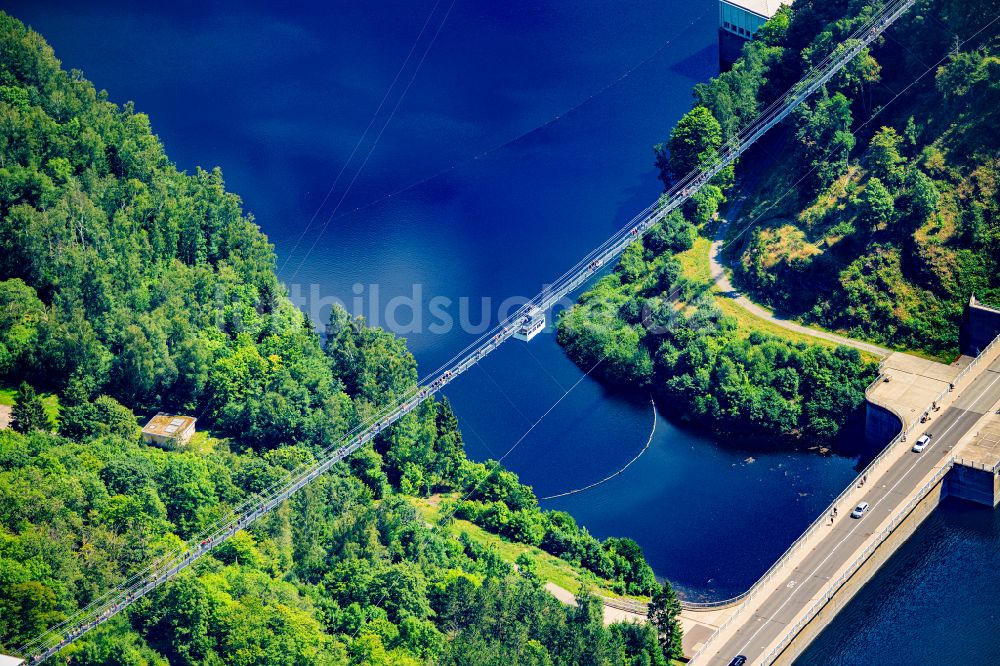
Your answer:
(0, 12), (679, 665)
(723, 0), (1000, 356)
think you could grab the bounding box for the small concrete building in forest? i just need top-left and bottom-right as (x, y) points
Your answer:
(142, 413), (196, 448)
(719, 0), (794, 68)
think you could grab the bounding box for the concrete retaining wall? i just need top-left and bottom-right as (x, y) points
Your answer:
(960, 296), (1000, 357)
(865, 401), (902, 445)
(769, 460), (998, 663)
(946, 464), (1000, 507)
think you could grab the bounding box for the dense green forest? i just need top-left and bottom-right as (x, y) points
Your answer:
(0, 12), (680, 665)
(0, 428), (675, 665)
(719, 0), (1000, 356)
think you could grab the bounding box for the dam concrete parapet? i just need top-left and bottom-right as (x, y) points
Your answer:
(951, 395), (1000, 507)
(960, 295), (1000, 357)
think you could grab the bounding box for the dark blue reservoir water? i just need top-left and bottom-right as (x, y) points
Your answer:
(14, 7), (994, 650)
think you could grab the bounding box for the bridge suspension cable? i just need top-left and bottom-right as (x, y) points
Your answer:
(15, 0), (919, 661)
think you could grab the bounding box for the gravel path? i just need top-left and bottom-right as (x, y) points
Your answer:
(710, 218), (894, 358)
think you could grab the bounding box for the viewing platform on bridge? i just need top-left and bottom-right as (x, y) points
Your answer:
(865, 352), (972, 439)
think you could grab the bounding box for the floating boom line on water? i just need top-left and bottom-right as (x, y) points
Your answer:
(538, 396), (657, 501)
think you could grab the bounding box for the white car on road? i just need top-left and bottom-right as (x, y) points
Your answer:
(912, 434), (932, 453)
(850, 501), (869, 519)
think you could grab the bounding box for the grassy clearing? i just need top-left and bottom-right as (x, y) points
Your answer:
(754, 225), (821, 269)
(186, 430), (227, 455)
(675, 236), (713, 284)
(726, 153), (973, 364)
(674, 235), (886, 364)
(409, 495), (646, 602)
(676, 236), (838, 348)
(0, 384), (61, 422)
(718, 297), (837, 348)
